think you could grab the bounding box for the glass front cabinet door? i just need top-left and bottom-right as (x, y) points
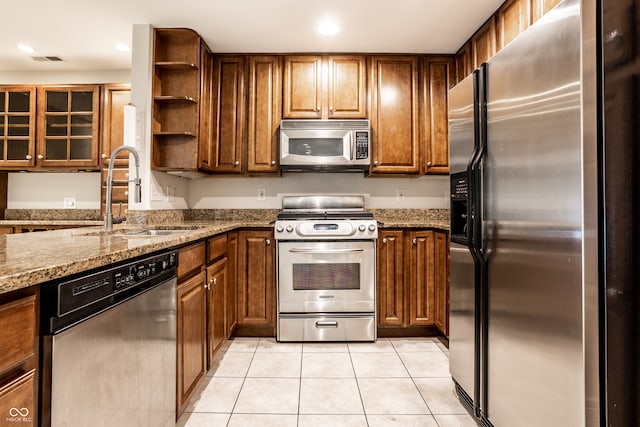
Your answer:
(0, 86), (36, 168)
(37, 85), (100, 168)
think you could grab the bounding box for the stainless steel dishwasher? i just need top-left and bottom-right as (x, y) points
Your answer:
(39, 250), (178, 427)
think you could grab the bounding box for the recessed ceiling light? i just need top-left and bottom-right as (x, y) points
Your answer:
(17, 44), (36, 54)
(317, 20), (340, 36)
(116, 43), (130, 52)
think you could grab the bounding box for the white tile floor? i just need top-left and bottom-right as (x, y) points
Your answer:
(177, 337), (477, 427)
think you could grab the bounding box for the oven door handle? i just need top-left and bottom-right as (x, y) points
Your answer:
(288, 248), (365, 254)
(315, 321), (339, 328)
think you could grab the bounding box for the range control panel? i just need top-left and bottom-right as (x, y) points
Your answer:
(274, 219), (378, 240)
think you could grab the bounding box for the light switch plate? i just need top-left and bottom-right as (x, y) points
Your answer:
(63, 197), (76, 209)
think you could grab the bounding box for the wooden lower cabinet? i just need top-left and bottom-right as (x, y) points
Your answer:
(236, 229), (275, 336)
(176, 270), (206, 417)
(206, 258), (227, 366)
(0, 292), (37, 426)
(434, 231), (450, 336)
(377, 229), (449, 336)
(226, 232), (238, 337)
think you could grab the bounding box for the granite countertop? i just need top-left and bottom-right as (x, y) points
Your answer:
(0, 208), (449, 296)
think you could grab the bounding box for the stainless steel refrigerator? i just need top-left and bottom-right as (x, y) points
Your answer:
(448, 0), (639, 425)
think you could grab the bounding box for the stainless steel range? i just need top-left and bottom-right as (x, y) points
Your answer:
(275, 195), (377, 342)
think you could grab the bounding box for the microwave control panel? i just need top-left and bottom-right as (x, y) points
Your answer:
(355, 131), (369, 160)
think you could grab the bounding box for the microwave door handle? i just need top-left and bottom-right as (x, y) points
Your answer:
(349, 133), (354, 160)
(289, 248), (364, 254)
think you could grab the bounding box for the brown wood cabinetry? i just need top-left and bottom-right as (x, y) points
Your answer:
(421, 56), (454, 175)
(226, 231), (239, 337)
(152, 28), (205, 173)
(236, 229), (275, 336)
(377, 229), (449, 336)
(100, 85), (131, 219)
(210, 55), (246, 173)
(455, 44), (473, 85)
(497, 0), (532, 49)
(247, 56), (282, 174)
(472, 17), (497, 70)
(176, 242), (206, 417)
(37, 85), (100, 168)
(206, 258), (227, 366)
(283, 55), (366, 119)
(434, 231), (450, 336)
(369, 56), (420, 174)
(532, 0), (562, 23)
(0, 292), (38, 426)
(0, 86), (36, 168)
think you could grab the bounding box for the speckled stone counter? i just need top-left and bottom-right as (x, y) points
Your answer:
(372, 209), (449, 230)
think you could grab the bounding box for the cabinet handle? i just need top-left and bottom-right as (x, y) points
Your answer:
(124, 191), (129, 196)
(316, 107), (320, 113)
(413, 238), (417, 244)
(266, 239), (271, 245)
(427, 161), (432, 167)
(25, 155), (32, 160)
(213, 278), (217, 285)
(329, 106), (334, 112)
(373, 161), (379, 166)
(37, 154), (44, 160)
(234, 160), (240, 166)
(382, 237), (387, 244)
(205, 283), (210, 290)
(125, 173), (129, 177)
(271, 160), (276, 165)
(101, 153), (108, 159)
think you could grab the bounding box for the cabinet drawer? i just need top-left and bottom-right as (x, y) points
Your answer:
(0, 370), (35, 426)
(0, 295), (36, 374)
(206, 234), (228, 264)
(178, 242), (205, 280)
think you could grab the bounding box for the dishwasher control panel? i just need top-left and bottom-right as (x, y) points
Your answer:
(42, 250), (177, 333)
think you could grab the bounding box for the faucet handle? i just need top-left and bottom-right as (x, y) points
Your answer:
(117, 202), (123, 217)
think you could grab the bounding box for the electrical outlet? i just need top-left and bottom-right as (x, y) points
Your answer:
(166, 186), (175, 202)
(395, 188), (406, 202)
(63, 197), (76, 209)
(151, 188), (164, 202)
(257, 188), (266, 201)
(444, 190), (451, 203)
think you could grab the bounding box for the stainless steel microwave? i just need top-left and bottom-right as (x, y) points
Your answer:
(279, 119), (370, 172)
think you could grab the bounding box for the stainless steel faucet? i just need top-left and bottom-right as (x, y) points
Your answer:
(104, 146), (142, 230)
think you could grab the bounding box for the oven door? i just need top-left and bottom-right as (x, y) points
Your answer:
(278, 240), (375, 313)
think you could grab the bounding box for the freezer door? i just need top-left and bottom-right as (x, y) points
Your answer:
(483, 0), (583, 426)
(448, 72), (478, 406)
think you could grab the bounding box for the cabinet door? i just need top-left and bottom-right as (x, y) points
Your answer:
(211, 55), (246, 173)
(532, 0), (562, 22)
(237, 230), (275, 332)
(327, 55), (366, 118)
(472, 17), (497, 69)
(247, 56), (281, 173)
(0, 86), (36, 168)
(455, 43), (473, 84)
(283, 56), (323, 118)
(497, 0), (532, 50)
(377, 230), (405, 327)
(198, 45), (215, 172)
(226, 231), (239, 337)
(177, 271), (206, 416)
(0, 294), (36, 374)
(406, 230), (436, 326)
(434, 231), (450, 336)
(206, 258), (227, 366)
(369, 56), (420, 174)
(422, 57), (453, 175)
(37, 85), (100, 168)
(0, 370), (35, 427)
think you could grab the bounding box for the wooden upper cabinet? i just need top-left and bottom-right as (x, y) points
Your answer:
(455, 43), (473, 84)
(198, 45), (215, 172)
(327, 56), (366, 118)
(422, 56), (453, 175)
(283, 55), (366, 119)
(472, 17), (497, 69)
(37, 85), (101, 169)
(406, 230), (436, 327)
(283, 56), (323, 118)
(247, 56), (282, 174)
(0, 86), (36, 169)
(532, 0), (562, 23)
(497, 0), (532, 49)
(369, 55), (420, 174)
(211, 55), (246, 173)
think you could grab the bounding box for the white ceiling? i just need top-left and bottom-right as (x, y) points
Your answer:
(2, 0), (504, 72)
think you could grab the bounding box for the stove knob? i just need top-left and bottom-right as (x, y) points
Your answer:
(276, 225), (284, 233)
(368, 224), (376, 232)
(286, 225), (294, 233)
(358, 224), (366, 232)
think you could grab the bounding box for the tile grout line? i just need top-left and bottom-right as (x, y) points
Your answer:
(348, 339), (371, 427)
(297, 342), (304, 427)
(225, 337), (260, 427)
